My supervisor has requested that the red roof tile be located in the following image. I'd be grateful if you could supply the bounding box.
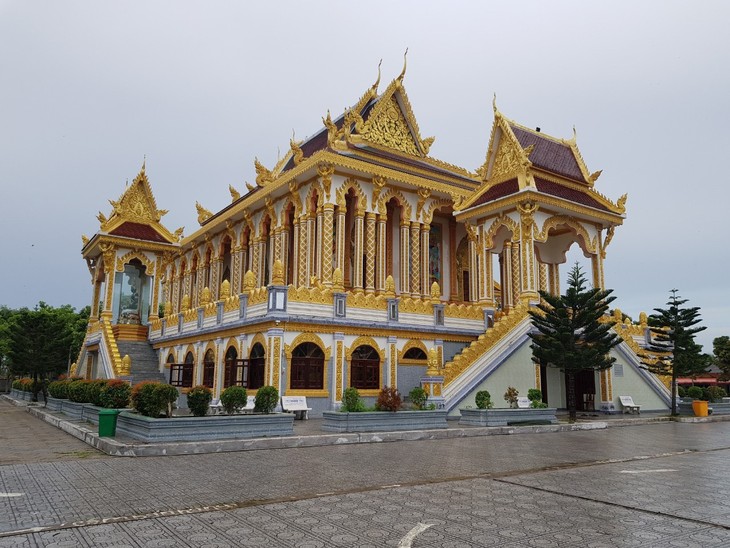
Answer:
[511,126,586,182]
[470,179,520,208]
[110,222,169,242]
[534,177,608,211]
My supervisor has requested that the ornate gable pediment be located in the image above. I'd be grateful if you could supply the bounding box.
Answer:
[477,110,532,183]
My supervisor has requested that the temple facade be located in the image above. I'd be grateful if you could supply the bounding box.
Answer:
[77,65,671,415]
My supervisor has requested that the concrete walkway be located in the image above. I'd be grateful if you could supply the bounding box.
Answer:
[2,394,725,459]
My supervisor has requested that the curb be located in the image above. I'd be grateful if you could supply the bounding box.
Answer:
[4,395,726,458]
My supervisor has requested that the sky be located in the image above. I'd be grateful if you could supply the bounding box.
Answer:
[1,1,728,352]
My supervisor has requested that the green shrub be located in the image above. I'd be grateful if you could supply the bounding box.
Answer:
[531,400,548,409]
[504,386,519,408]
[220,385,247,415]
[376,386,402,412]
[706,385,726,403]
[687,386,704,400]
[254,386,279,413]
[409,386,428,410]
[186,385,213,416]
[98,379,132,409]
[132,381,178,417]
[48,380,70,399]
[527,388,542,402]
[87,379,108,406]
[68,379,92,403]
[677,386,686,398]
[475,390,493,409]
[342,387,365,412]
[15,378,33,392]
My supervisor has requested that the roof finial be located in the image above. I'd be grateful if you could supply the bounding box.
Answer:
[372,59,382,92]
[492,93,497,113]
[398,48,409,81]
[141,155,146,173]
[572,125,577,142]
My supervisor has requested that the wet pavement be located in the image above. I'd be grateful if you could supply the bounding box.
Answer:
[1,396,730,546]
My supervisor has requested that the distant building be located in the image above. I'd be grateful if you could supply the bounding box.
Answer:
[77,64,670,414]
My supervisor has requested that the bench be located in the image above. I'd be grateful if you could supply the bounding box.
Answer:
[209,398,223,415]
[516,397,531,409]
[281,395,312,420]
[619,395,641,414]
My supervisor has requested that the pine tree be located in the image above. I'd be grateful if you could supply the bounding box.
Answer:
[640,289,707,415]
[528,264,622,421]
[713,336,730,382]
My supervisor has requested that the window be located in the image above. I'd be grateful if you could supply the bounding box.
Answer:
[202,350,215,388]
[290,342,324,390]
[224,346,248,388]
[170,352,194,388]
[249,343,266,389]
[350,345,380,390]
[403,347,427,360]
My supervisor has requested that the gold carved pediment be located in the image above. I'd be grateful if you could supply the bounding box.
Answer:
[359,95,420,156]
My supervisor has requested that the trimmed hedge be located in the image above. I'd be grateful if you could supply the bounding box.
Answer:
[131,381,178,418]
[187,385,213,417]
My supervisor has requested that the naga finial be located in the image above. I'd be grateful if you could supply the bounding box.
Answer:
[141,155,146,173]
[492,93,497,113]
[372,58,382,92]
[398,48,409,81]
[229,184,241,202]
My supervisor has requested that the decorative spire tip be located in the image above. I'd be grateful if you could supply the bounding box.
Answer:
[398,48,409,80]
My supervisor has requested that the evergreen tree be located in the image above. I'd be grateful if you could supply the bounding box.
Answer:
[528,264,622,421]
[640,289,707,415]
[713,336,730,382]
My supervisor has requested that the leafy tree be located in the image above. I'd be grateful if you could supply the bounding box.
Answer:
[529,264,622,421]
[5,303,89,401]
[714,336,730,381]
[640,289,707,415]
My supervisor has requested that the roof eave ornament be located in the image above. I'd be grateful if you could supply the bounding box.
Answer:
[397,48,408,82]
[371,59,382,93]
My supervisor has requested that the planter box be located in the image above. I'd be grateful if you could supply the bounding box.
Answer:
[10,389,21,399]
[82,404,104,425]
[60,400,86,420]
[115,412,295,442]
[45,397,64,412]
[679,401,730,416]
[321,410,448,433]
[459,407,559,427]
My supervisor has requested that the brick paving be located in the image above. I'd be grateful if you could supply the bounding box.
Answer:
[2,396,730,546]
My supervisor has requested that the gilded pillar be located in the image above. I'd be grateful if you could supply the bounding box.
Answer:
[466,225,478,303]
[510,240,520,306]
[232,245,243,294]
[90,278,101,325]
[549,263,560,296]
[210,258,222,300]
[290,220,299,287]
[101,246,115,320]
[267,327,283,395]
[388,336,398,389]
[420,223,430,299]
[321,203,335,287]
[410,222,420,297]
[400,221,410,295]
[517,202,538,300]
[592,235,605,290]
[539,261,548,294]
[150,259,162,321]
[353,211,365,291]
[335,206,346,279]
[502,242,512,310]
[376,214,387,293]
[365,212,376,293]
[298,214,309,287]
[315,206,323,281]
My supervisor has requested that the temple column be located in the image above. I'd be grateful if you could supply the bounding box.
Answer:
[548,263,560,296]
[315,206,323,281]
[420,223,430,299]
[538,261,548,294]
[511,241,520,306]
[290,220,299,287]
[298,214,309,286]
[232,245,243,294]
[593,234,605,290]
[353,211,365,292]
[467,230,478,303]
[485,250,494,304]
[321,204,335,287]
[250,237,261,288]
[280,226,290,284]
[400,221,410,295]
[90,278,102,326]
[365,212,376,293]
[410,222,420,297]
[150,259,162,321]
[335,205,346,278]
[210,258,222,300]
[501,242,512,311]
[376,213,387,293]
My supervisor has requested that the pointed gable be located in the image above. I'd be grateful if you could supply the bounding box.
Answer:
[99,164,179,244]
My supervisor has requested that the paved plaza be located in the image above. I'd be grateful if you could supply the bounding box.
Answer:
[1,399,730,547]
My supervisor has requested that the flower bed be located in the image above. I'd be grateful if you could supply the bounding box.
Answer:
[321,410,448,433]
[459,407,558,427]
[114,412,295,442]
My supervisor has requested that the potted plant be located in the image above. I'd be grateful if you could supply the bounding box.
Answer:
[504,386,519,408]
[460,387,558,427]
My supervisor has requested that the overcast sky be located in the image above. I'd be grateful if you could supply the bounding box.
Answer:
[1,1,728,351]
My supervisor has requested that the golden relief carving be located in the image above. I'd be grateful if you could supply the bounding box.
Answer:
[346,336,385,361]
[100,319,124,377]
[243,270,256,292]
[284,332,331,360]
[254,157,273,187]
[106,168,168,228]
[220,279,231,299]
[415,189,430,220]
[120,354,131,376]
[290,137,304,166]
[248,287,268,305]
[346,291,386,310]
[272,259,285,285]
[488,135,530,181]
[384,275,396,296]
[443,303,484,320]
[196,202,213,225]
[115,250,155,273]
[361,95,420,156]
[617,193,628,214]
[317,162,335,200]
[371,175,387,207]
[442,301,530,386]
[229,185,241,202]
[426,347,440,376]
[376,187,413,222]
[288,285,334,305]
[399,297,432,315]
[222,294,239,313]
[390,344,397,388]
[533,215,597,254]
[273,337,281,391]
[398,339,428,361]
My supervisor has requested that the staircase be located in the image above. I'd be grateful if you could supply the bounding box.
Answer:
[116,340,167,385]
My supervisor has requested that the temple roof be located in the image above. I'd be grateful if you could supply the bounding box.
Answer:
[510,125,587,183]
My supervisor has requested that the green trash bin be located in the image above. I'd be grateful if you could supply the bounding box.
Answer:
[98,409,121,437]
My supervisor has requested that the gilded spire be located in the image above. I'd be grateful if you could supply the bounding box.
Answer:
[492,93,498,113]
[371,59,382,92]
[397,48,408,81]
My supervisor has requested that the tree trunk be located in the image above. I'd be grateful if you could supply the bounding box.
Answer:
[566,370,577,422]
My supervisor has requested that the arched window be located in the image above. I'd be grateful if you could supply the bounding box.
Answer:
[223,346,243,388]
[350,345,380,390]
[290,342,324,390]
[203,349,215,388]
[170,351,194,388]
[403,347,427,360]
[249,343,266,389]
